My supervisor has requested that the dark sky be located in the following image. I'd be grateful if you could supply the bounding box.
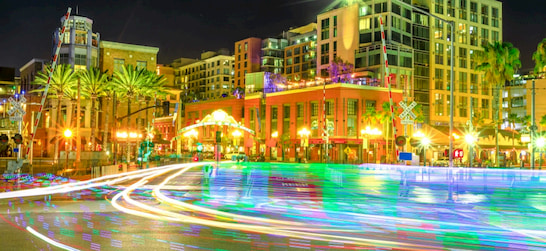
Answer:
[0,0,544,74]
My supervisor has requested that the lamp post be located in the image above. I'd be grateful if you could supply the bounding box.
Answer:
[298,128,310,163]
[421,137,431,167]
[63,128,73,170]
[395,0,454,167]
[271,131,278,161]
[184,129,198,156]
[536,136,545,170]
[361,126,382,163]
[232,130,242,155]
[465,132,478,167]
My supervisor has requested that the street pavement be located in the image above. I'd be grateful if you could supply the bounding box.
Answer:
[0,162,545,250]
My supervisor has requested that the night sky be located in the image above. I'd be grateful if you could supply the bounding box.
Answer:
[0,0,544,74]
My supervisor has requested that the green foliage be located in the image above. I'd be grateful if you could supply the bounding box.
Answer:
[532,38,546,74]
[474,41,521,87]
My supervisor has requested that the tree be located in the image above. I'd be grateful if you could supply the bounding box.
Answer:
[80,68,109,151]
[113,65,166,164]
[327,56,354,83]
[539,114,546,131]
[32,64,77,162]
[532,38,546,74]
[507,113,519,150]
[474,41,521,166]
[380,102,397,163]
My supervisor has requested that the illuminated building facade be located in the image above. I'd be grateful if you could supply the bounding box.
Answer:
[99,41,159,73]
[284,23,318,82]
[54,15,100,71]
[234,38,262,88]
[261,38,287,74]
[177,50,234,102]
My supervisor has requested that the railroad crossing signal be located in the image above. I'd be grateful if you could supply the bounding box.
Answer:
[7,96,26,122]
[399,101,417,125]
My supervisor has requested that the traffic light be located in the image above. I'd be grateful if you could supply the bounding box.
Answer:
[0,134,8,145]
[162,101,170,116]
[12,134,23,144]
[196,143,203,152]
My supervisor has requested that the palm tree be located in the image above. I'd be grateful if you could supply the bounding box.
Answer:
[32,64,77,162]
[113,65,166,164]
[474,41,521,166]
[532,38,546,74]
[380,102,396,163]
[79,68,109,151]
[539,114,546,131]
[507,113,519,150]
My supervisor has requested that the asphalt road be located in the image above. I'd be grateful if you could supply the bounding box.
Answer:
[1,163,545,250]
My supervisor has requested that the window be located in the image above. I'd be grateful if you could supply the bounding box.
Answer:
[459,48,467,68]
[326,100,334,116]
[492,31,499,42]
[359,18,371,32]
[470,2,478,22]
[244,42,248,51]
[311,102,318,116]
[435,0,444,14]
[347,99,357,115]
[272,106,278,119]
[136,61,147,70]
[435,94,444,116]
[435,68,444,90]
[284,105,290,119]
[297,103,304,118]
[459,96,468,117]
[114,58,125,72]
[470,73,478,94]
[481,99,489,119]
[459,72,467,93]
[321,18,330,39]
[75,54,86,66]
[435,43,444,65]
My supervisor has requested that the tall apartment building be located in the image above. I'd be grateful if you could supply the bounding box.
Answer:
[427,0,502,127]
[234,38,262,88]
[284,23,318,82]
[261,38,287,74]
[54,15,100,71]
[177,50,234,101]
[316,0,502,127]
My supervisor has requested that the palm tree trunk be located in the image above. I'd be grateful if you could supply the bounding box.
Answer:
[54,96,63,164]
[126,98,131,168]
[103,97,110,155]
[90,96,96,151]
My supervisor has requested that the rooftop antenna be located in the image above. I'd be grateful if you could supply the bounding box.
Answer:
[76,5,79,15]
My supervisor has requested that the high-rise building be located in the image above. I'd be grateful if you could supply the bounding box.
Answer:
[316,0,502,127]
[234,38,262,88]
[54,15,100,71]
[284,23,318,82]
[177,50,234,101]
[261,38,287,74]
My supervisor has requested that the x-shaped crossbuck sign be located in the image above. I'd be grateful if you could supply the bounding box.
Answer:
[399,101,417,120]
[8,96,26,121]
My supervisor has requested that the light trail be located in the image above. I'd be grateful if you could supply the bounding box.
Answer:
[109,164,435,250]
[26,226,80,251]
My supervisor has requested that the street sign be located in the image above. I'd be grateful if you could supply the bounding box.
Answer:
[453,149,464,159]
[399,152,412,161]
[7,96,26,122]
[399,101,417,125]
[13,148,19,153]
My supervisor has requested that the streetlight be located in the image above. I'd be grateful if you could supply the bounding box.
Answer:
[421,137,431,166]
[536,136,545,170]
[298,128,310,163]
[183,129,198,155]
[232,130,242,155]
[395,0,454,167]
[63,128,73,170]
[271,131,278,161]
[465,132,478,167]
[361,126,382,163]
